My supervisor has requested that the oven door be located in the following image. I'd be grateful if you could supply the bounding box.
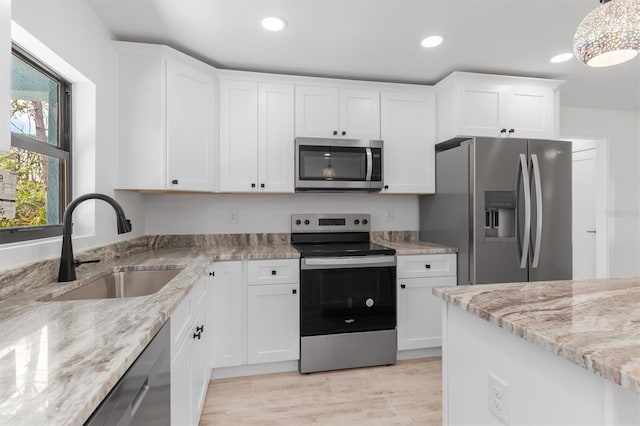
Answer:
[300,255,396,336]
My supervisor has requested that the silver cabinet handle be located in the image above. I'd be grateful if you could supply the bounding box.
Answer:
[531,154,543,268]
[516,153,531,269]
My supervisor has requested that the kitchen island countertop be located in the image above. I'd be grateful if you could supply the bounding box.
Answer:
[434,278,640,394]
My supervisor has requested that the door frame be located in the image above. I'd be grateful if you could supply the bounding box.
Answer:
[567,137,610,278]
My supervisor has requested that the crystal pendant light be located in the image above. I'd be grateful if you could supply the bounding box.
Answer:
[573,0,640,67]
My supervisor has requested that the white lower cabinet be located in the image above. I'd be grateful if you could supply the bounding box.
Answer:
[170,276,209,426]
[208,259,300,372]
[248,283,300,364]
[396,254,457,351]
[209,261,243,368]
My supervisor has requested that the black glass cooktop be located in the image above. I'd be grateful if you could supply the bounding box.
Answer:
[292,241,395,257]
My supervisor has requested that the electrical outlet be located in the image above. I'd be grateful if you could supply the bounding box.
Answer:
[228,209,239,224]
[488,373,509,424]
[386,208,395,223]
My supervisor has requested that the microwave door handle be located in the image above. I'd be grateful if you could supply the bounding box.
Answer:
[366,148,373,181]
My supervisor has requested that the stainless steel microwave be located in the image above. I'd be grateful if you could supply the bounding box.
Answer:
[295,137,384,192]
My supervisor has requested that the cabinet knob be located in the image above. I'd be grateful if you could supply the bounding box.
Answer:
[271,270,277,275]
[333,130,338,136]
[196,325,204,333]
[341,131,346,136]
[193,331,202,340]
[425,264,431,269]
[292,289,297,295]
[171,179,178,185]
[251,183,256,188]
[500,129,507,134]
[400,284,406,289]
[209,271,215,277]
[384,185,389,190]
[260,183,265,188]
[509,129,515,134]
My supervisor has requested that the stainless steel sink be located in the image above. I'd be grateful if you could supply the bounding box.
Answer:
[52,269,182,301]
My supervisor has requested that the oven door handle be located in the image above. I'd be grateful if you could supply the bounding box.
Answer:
[301,255,396,270]
[365,148,373,181]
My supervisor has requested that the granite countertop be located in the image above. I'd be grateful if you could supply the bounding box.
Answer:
[0,233,450,425]
[0,242,299,426]
[378,240,457,255]
[433,278,640,394]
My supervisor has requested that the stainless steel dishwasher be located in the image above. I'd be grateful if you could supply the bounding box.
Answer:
[86,320,170,425]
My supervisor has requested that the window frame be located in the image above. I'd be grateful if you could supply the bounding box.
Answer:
[0,44,72,244]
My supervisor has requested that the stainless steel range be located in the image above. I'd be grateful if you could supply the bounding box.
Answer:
[291,214,397,374]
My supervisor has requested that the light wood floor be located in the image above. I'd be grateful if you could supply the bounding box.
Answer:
[199,357,442,425]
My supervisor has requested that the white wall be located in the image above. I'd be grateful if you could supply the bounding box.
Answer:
[144,193,419,234]
[0,0,145,269]
[560,106,640,278]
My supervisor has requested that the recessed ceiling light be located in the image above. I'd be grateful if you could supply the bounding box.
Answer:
[261,16,287,32]
[421,35,444,48]
[550,53,574,63]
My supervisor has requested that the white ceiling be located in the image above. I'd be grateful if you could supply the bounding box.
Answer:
[87,0,640,110]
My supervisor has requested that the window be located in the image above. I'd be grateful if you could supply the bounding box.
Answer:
[0,45,71,244]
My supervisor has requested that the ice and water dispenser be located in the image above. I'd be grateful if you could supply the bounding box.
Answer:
[484,191,516,239]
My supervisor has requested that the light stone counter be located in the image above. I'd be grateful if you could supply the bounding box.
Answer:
[371,231,457,255]
[433,278,640,395]
[0,243,299,426]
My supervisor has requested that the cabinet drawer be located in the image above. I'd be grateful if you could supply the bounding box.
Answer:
[247,259,299,285]
[397,254,456,279]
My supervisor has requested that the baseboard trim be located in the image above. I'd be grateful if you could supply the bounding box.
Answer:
[209,348,442,380]
[397,347,442,360]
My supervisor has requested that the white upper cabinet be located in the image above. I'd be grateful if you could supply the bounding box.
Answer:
[295,85,380,139]
[258,82,295,192]
[435,72,562,142]
[219,77,294,193]
[167,60,216,191]
[380,89,435,194]
[115,42,217,192]
[219,79,258,192]
[0,0,10,153]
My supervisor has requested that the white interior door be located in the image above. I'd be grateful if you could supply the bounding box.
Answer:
[572,146,596,279]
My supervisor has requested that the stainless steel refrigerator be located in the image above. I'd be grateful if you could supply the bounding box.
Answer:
[419,137,572,285]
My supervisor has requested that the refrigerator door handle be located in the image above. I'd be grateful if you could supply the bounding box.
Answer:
[531,154,543,268]
[516,153,531,269]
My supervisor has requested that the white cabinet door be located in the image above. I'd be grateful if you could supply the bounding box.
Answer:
[258,83,294,193]
[115,49,166,190]
[0,0,10,153]
[171,335,192,426]
[397,276,456,350]
[209,261,243,368]
[219,79,259,192]
[506,84,554,139]
[191,306,208,425]
[295,85,339,138]
[248,283,300,364]
[339,88,380,139]
[380,90,435,194]
[167,59,216,191]
[457,79,507,138]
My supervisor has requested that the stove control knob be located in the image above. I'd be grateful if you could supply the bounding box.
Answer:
[304,219,310,225]
[354,219,360,225]
[362,219,368,225]
[295,219,301,225]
